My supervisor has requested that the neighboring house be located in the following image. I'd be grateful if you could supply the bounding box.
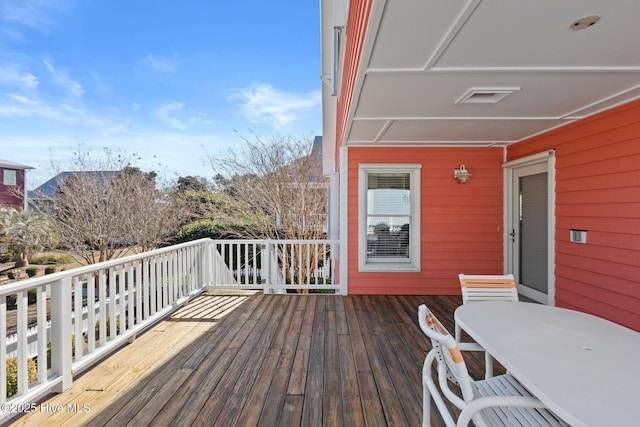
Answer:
[0,159,34,210]
[320,1,640,331]
[29,171,119,214]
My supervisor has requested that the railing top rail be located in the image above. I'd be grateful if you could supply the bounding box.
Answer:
[0,238,212,295]
[211,239,340,245]
[0,238,340,296]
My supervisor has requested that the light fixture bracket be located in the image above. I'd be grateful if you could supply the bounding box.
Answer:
[454,164,472,183]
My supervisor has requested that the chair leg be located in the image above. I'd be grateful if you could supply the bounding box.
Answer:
[422,375,432,427]
[454,323,461,343]
[485,352,494,378]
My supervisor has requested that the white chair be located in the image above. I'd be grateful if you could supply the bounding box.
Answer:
[418,304,566,427]
[456,274,519,378]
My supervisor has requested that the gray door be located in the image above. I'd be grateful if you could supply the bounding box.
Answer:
[507,154,554,304]
[518,172,548,296]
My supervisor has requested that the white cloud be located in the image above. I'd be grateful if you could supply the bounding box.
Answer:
[231,83,321,129]
[145,53,177,73]
[0,64,39,89]
[0,92,112,127]
[43,57,83,97]
[0,0,71,34]
[153,101,202,130]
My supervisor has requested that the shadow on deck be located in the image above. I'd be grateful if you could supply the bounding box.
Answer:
[7,293,490,426]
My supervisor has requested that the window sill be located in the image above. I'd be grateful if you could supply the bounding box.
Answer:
[358,263,420,273]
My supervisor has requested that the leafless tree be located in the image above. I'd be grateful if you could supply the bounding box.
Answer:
[208,133,329,291]
[51,148,185,264]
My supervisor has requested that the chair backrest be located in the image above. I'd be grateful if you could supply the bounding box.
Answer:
[418,304,474,401]
[458,273,519,304]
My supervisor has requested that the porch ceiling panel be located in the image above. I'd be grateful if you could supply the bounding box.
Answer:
[343,0,640,147]
[348,118,565,145]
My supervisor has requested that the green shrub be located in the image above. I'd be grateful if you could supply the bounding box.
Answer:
[6,293,17,308]
[27,288,38,304]
[7,270,16,280]
[170,219,259,244]
[0,252,14,263]
[44,266,57,275]
[6,357,37,398]
[26,267,38,277]
[5,290,38,307]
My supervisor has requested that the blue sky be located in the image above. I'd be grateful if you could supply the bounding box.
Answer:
[0,0,322,188]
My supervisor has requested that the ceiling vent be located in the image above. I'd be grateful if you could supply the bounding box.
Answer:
[455,87,520,104]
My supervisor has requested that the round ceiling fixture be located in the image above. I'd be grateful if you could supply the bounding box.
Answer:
[570,15,600,30]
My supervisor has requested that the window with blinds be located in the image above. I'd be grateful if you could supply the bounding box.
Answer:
[359,164,421,272]
[366,173,411,259]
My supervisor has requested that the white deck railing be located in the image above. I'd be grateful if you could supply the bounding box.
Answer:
[0,238,339,420]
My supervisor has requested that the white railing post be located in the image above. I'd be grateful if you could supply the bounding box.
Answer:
[202,241,212,288]
[50,277,73,392]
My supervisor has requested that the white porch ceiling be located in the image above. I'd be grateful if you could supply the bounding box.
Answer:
[344,0,640,146]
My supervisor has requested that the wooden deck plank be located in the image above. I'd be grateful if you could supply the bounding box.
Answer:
[204,296,294,425]
[337,334,366,426]
[300,296,326,426]
[256,299,306,426]
[322,302,343,427]
[232,297,300,427]
[6,293,479,427]
[357,296,411,426]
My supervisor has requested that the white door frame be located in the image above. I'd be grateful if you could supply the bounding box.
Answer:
[503,151,556,305]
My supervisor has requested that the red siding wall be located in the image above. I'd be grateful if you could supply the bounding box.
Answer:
[508,99,640,331]
[348,146,504,294]
[0,168,26,208]
[336,0,372,166]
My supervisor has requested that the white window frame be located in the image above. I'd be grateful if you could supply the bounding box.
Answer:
[358,163,421,272]
[3,169,17,186]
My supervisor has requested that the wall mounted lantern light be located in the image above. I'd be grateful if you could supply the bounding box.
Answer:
[454,164,472,183]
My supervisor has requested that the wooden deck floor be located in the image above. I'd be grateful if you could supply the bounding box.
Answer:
[6,292,488,427]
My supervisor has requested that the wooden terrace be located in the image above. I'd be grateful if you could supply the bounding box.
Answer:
[6,293,490,427]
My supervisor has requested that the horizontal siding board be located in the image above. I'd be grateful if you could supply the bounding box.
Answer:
[347,146,503,294]
[556,216,640,233]
[556,203,640,219]
[556,229,640,251]
[556,241,640,266]
[558,154,640,180]
[508,98,640,330]
[556,188,640,206]
[555,288,640,332]
[555,265,640,300]
[556,253,640,283]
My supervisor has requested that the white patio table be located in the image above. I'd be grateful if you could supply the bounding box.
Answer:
[454,301,640,427]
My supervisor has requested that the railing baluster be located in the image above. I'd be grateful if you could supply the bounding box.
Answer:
[50,277,72,392]
[137,260,144,324]
[162,253,168,309]
[109,267,117,340]
[17,289,28,395]
[118,266,126,336]
[37,285,47,383]
[152,255,159,314]
[87,273,96,353]
[73,276,83,361]
[98,269,107,346]
[236,242,241,284]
